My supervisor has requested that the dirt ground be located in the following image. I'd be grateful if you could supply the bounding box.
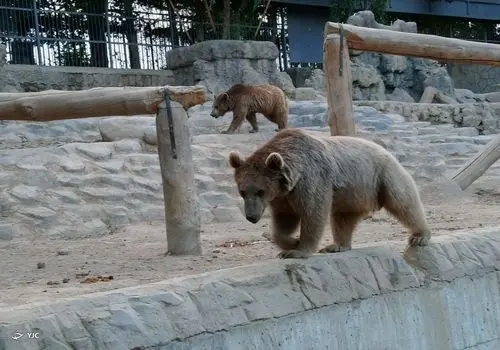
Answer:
[1,181,499,307]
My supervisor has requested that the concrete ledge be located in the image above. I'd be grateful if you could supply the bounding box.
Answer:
[355,100,500,134]
[1,227,500,349]
[4,64,175,92]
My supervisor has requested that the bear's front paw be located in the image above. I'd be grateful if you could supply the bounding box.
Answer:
[319,243,351,253]
[277,249,312,259]
[408,231,431,247]
[249,129,258,133]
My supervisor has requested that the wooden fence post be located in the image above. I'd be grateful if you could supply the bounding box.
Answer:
[323,31,356,136]
[156,99,202,255]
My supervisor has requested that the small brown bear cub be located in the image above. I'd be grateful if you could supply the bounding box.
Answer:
[228,128,431,259]
[210,83,288,134]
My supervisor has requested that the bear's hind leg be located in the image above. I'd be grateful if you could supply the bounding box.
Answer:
[319,212,363,253]
[246,112,259,133]
[381,175,431,247]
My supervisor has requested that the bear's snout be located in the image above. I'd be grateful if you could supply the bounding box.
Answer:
[245,214,260,224]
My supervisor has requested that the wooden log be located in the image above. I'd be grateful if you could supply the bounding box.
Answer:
[419,86,437,104]
[325,22,500,66]
[156,100,202,255]
[323,33,356,136]
[451,133,500,190]
[0,85,207,121]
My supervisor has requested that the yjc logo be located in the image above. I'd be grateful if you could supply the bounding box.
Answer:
[11,330,41,341]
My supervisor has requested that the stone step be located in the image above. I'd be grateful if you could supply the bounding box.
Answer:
[445,157,473,166]
[429,142,481,156]
[455,127,479,137]
[472,135,495,145]
[217,181,238,195]
[417,125,456,136]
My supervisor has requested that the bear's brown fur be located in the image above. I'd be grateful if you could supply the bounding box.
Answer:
[228,128,431,259]
[210,83,288,134]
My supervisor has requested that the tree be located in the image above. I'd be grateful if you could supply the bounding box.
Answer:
[0,0,36,64]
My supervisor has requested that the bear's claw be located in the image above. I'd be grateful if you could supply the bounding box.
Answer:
[408,232,431,246]
[277,249,312,259]
[318,244,351,253]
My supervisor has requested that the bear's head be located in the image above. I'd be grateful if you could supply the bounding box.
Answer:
[228,150,299,224]
[210,93,231,118]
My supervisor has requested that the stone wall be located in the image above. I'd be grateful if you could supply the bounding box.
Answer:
[302,11,462,103]
[447,63,500,94]
[356,100,500,135]
[165,40,296,98]
[0,61,175,93]
[1,227,499,349]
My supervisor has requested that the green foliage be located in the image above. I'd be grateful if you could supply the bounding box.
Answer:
[370,0,389,24]
[328,0,355,23]
[328,0,389,24]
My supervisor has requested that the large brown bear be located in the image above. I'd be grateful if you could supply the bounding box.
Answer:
[228,128,431,259]
[210,83,288,134]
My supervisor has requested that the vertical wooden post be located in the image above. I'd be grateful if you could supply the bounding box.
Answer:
[323,31,356,136]
[156,100,202,255]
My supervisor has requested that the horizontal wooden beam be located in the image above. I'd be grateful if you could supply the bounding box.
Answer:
[0,85,207,121]
[325,22,500,66]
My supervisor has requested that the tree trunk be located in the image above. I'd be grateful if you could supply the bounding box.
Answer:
[86,0,109,67]
[9,0,35,64]
[124,0,140,69]
[222,0,231,40]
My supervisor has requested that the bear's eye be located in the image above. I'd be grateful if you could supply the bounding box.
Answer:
[239,190,246,198]
[256,189,265,197]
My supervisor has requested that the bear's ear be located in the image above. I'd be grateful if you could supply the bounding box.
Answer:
[221,92,229,101]
[265,152,284,171]
[228,151,244,169]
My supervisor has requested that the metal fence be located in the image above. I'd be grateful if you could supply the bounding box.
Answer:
[0,1,285,70]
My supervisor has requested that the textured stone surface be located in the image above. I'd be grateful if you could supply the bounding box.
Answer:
[3,98,499,240]
[0,228,499,349]
[296,10,493,103]
[3,64,174,92]
[0,44,20,92]
[357,100,500,134]
[166,40,295,97]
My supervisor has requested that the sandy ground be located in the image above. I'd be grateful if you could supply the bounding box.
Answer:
[1,179,499,307]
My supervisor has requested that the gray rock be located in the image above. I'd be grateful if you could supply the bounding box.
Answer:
[0,223,16,240]
[99,116,155,142]
[455,89,486,103]
[386,88,415,102]
[18,206,57,220]
[9,185,41,203]
[47,189,82,204]
[79,187,127,201]
[351,61,383,88]
[73,143,113,161]
[101,206,130,227]
[269,71,296,97]
[59,158,86,173]
[304,69,325,92]
[347,10,417,33]
[292,87,320,101]
[166,40,279,69]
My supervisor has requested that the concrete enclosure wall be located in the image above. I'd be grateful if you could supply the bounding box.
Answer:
[447,63,500,94]
[1,64,175,92]
[0,227,499,349]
